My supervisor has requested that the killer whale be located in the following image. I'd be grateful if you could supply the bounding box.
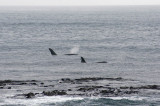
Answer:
[48,48,107,63]
[96,61,107,63]
[49,48,78,56]
[65,54,78,55]
[81,57,86,63]
[80,57,107,63]
[49,48,57,55]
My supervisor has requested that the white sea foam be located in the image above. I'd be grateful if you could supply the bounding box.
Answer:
[1,96,84,106]
[88,96,148,101]
[106,96,148,101]
[1,96,159,106]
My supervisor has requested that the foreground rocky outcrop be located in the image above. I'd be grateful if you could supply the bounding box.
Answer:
[0,77,159,99]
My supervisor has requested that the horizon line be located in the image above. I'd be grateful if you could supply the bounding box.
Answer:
[0,5,160,7]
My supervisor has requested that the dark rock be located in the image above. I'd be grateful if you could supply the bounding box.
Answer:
[20,83,27,85]
[75,77,123,82]
[120,86,129,89]
[43,90,67,96]
[30,83,37,85]
[77,87,93,92]
[42,85,54,87]
[124,90,138,94]
[140,85,160,90]
[100,90,114,94]
[0,80,12,83]
[75,78,104,82]
[60,78,73,83]
[43,86,49,87]
[8,87,11,89]
[41,82,44,85]
[68,89,72,91]
[0,80,39,86]
[129,86,134,89]
[105,77,123,81]
[122,85,160,90]
[0,80,11,86]
[31,80,37,82]
[77,86,104,92]
[25,92,35,98]
[100,88,115,95]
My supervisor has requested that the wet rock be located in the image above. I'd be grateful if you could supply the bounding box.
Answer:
[30,83,37,85]
[60,78,74,83]
[68,89,72,91]
[5,77,160,99]
[105,77,123,81]
[19,83,27,85]
[100,90,114,95]
[31,80,37,82]
[75,77,123,82]
[77,87,94,92]
[120,86,129,89]
[42,85,54,87]
[0,80,12,83]
[43,90,67,96]
[100,88,115,95]
[75,77,104,82]
[43,86,49,87]
[8,87,11,89]
[77,86,104,92]
[0,86,4,89]
[41,82,44,85]
[25,92,35,98]
[120,85,160,90]
[0,80,11,86]
[140,85,160,90]
[124,90,138,94]
[0,80,39,86]
[59,77,124,84]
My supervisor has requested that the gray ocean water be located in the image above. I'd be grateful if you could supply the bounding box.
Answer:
[0,6,160,105]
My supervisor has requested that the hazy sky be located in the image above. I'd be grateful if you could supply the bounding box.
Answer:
[0,0,160,6]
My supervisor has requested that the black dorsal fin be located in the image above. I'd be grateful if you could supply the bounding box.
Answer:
[81,57,86,63]
[49,48,57,55]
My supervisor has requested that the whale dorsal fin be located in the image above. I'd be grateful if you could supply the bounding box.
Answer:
[49,48,57,55]
[81,57,86,63]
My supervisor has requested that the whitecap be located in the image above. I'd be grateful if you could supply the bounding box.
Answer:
[1,96,84,106]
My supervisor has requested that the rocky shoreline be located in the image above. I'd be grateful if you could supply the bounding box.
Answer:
[0,77,160,99]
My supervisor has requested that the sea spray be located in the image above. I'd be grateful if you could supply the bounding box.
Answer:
[70,46,80,54]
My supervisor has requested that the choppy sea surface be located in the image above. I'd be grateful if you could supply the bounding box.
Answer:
[0,6,160,106]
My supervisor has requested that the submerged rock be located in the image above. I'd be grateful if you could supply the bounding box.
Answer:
[60,78,73,83]
[120,85,160,90]
[7,87,11,89]
[75,77,123,82]
[59,77,124,84]
[25,92,35,98]
[124,90,138,94]
[3,77,160,99]
[77,86,104,92]
[0,86,4,89]
[43,90,67,96]
[139,85,160,90]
